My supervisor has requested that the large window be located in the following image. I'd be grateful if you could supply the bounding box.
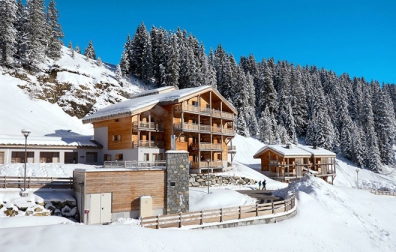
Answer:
[115,153,123,161]
[144,153,149,161]
[11,151,34,163]
[104,154,111,161]
[40,152,59,163]
[0,152,4,164]
[86,152,98,164]
[65,152,78,164]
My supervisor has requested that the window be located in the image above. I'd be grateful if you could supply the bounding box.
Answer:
[65,152,78,164]
[180,135,186,142]
[0,152,4,164]
[115,119,119,122]
[170,182,176,187]
[39,152,59,163]
[86,152,98,163]
[192,101,198,107]
[144,153,149,161]
[11,151,34,163]
[113,135,121,141]
[104,154,111,161]
[115,153,123,161]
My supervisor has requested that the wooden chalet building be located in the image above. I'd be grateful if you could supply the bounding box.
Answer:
[82,85,237,173]
[253,144,336,183]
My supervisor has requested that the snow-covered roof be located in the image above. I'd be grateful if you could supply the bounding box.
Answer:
[0,135,98,147]
[253,144,335,158]
[82,85,237,123]
[297,145,336,156]
[130,86,176,99]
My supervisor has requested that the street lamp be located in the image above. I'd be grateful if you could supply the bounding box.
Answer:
[206,158,211,194]
[355,169,360,189]
[21,129,31,194]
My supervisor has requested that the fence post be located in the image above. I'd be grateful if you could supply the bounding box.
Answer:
[284,200,287,211]
[256,203,259,216]
[272,200,275,214]
[179,212,182,228]
[200,210,203,225]
[2,176,5,189]
[156,215,160,229]
[238,206,242,219]
[220,208,223,222]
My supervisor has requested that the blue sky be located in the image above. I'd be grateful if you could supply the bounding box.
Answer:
[53,0,395,84]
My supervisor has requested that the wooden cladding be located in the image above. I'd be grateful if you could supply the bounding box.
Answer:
[78,170,166,213]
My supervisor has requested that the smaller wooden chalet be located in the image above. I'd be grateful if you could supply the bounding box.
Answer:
[253,144,336,183]
[0,134,101,165]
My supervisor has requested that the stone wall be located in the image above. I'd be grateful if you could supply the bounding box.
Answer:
[166,151,190,214]
[189,174,258,187]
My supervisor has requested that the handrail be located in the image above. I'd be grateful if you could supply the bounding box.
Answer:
[141,194,296,229]
[132,140,164,148]
[0,176,73,189]
[103,160,166,169]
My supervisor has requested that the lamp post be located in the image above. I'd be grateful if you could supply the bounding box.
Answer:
[21,129,31,194]
[206,158,211,194]
[355,169,360,189]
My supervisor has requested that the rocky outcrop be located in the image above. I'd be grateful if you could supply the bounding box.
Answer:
[1,199,78,220]
[189,174,258,187]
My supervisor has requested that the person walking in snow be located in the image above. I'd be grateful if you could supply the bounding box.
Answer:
[262,180,266,190]
[258,180,262,190]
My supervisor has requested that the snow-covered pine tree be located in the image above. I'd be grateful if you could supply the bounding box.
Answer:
[115,64,122,82]
[25,0,47,68]
[13,0,26,65]
[372,83,396,165]
[0,0,17,67]
[84,40,96,60]
[150,26,167,86]
[165,33,179,87]
[45,0,63,60]
[129,22,153,84]
[68,41,74,58]
[75,45,80,54]
[360,87,382,171]
[290,65,308,136]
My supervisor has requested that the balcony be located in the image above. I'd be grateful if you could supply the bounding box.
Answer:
[190,161,224,170]
[227,146,237,153]
[132,140,164,149]
[189,143,222,151]
[132,121,164,131]
[174,123,235,136]
[180,104,235,120]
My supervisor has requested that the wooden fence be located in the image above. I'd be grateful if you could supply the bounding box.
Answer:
[370,190,396,196]
[0,176,74,189]
[141,196,296,229]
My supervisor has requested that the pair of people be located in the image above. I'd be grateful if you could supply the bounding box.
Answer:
[258,180,266,190]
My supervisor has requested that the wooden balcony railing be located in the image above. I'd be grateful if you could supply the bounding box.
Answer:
[181,104,235,120]
[132,121,164,131]
[174,123,235,135]
[190,161,223,169]
[132,140,164,149]
[227,146,236,152]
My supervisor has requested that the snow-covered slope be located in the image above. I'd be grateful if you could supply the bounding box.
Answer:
[1,46,142,120]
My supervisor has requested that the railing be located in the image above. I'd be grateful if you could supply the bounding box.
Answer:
[181,104,234,120]
[174,123,199,131]
[0,176,73,189]
[174,123,235,135]
[103,161,166,169]
[189,143,222,151]
[370,190,396,196]
[141,195,296,229]
[132,140,164,148]
[211,126,222,133]
[222,128,235,135]
[190,161,223,169]
[227,146,237,152]
[132,122,164,131]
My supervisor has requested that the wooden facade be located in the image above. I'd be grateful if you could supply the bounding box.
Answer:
[73,168,166,223]
[254,145,336,183]
[83,86,237,173]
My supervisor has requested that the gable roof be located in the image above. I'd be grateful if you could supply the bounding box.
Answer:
[82,85,237,124]
[253,144,335,158]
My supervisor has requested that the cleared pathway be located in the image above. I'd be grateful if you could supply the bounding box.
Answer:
[237,190,284,203]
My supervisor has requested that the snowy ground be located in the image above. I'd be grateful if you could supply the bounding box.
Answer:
[1,135,396,251]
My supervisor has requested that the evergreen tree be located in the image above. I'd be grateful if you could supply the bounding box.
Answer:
[13,0,26,65]
[115,64,122,82]
[68,41,74,58]
[24,0,47,68]
[75,45,80,54]
[45,0,63,60]
[84,40,96,60]
[0,0,17,67]
[290,65,308,136]
[165,33,179,87]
